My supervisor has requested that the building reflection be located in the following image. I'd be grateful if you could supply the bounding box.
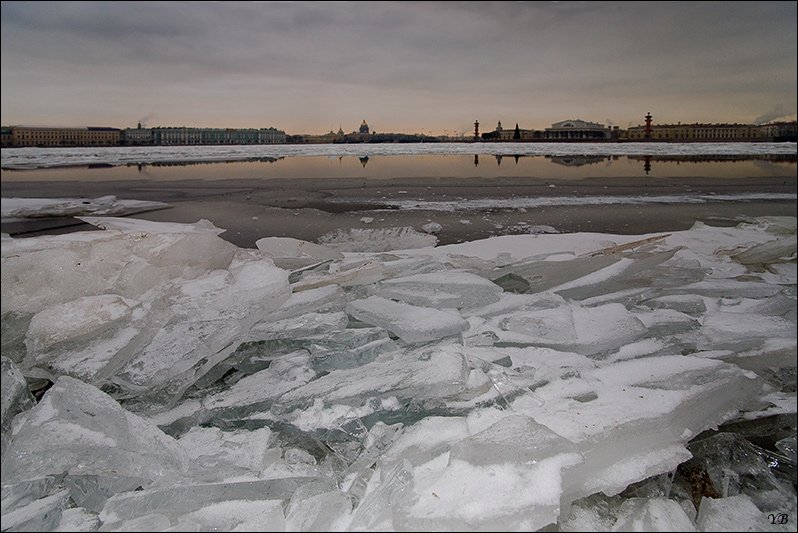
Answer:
[547,155,608,167]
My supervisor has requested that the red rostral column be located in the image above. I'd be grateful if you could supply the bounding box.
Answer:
[644,112,653,139]
[474,120,480,140]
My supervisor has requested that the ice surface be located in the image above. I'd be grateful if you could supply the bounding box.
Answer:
[318,226,438,252]
[0,196,169,222]
[346,296,469,344]
[1,357,35,460]
[610,497,697,531]
[695,494,790,532]
[255,236,343,269]
[373,271,503,309]
[1,213,795,531]
[2,376,189,487]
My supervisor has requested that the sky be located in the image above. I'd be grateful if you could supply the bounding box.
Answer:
[1,1,796,136]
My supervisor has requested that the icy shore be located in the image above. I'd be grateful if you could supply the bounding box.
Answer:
[1,215,796,531]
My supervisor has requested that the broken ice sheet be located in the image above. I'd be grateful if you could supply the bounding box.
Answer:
[98,479,315,530]
[0,196,170,221]
[2,376,190,488]
[273,344,469,417]
[484,301,648,356]
[509,356,764,500]
[345,296,469,344]
[372,271,503,309]
[22,294,147,382]
[317,226,437,252]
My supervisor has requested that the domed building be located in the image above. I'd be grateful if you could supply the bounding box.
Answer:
[359,120,370,135]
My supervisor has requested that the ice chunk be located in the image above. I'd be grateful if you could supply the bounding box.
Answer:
[53,506,100,532]
[0,196,169,221]
[291,258,385,291]
[374,271,503,309]
[2,376,189,488]
[449,414,581,466]
[276,344,469,411]
[676,432,796,514]
[495,302,648,356]
[177,426,273,481]
[346,296,469,344]
[1,311,32,365]
[285,490,353,532]
[1,357,35,460]
[696,494,782,532]
[698,312,796,351]
[255,236,343,269]
[421,222,443,234]
[23,294,146,382]
[109,257,290,402]
[491,253,622,294]
[640,294,707,316]
[610,497,696,532]
[512,356,763,501]
[0,489,69,533]
[318,226,437,252]
[391,453,582,532]
[732,236,797,266]
[348,459,414,531]
[171,351,316,432]
[248,311,348,340]
[379,416,469,470]
[1,217,238,316]
[673,279,783,299]
[98,480,306,530]
[265,285,347,321]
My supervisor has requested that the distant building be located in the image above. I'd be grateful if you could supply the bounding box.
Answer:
[626,122,764,141]
[7,126,121,147]
[123,123,154,145]
[758,121,797,141]
[483,121,536,141]
[146,126,286,145]
[544,119,611,140]
[359,120,370,135]
[1,127,12,147]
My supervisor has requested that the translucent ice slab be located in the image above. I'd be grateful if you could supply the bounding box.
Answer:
[2,376,189,488]
[345,296,469,344]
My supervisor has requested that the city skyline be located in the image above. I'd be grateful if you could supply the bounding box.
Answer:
[2,1,796,136]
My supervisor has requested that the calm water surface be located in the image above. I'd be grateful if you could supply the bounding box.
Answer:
[2,154,796,183]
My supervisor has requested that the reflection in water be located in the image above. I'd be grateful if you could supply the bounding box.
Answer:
[2,153,796,183]
[548,155,608,167]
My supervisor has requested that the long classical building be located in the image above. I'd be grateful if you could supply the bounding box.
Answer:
[5,126,121,147]
[1,125,287,147]
[625,120,797,141]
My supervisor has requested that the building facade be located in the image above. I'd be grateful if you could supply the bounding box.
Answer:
[7,126,121,147]
[544,119,611,140]
[626,123,765,141]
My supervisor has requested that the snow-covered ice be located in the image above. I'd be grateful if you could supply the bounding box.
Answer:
[0,213,795,531]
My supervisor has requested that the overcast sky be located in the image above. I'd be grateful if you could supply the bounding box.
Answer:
[2,1,796,135]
